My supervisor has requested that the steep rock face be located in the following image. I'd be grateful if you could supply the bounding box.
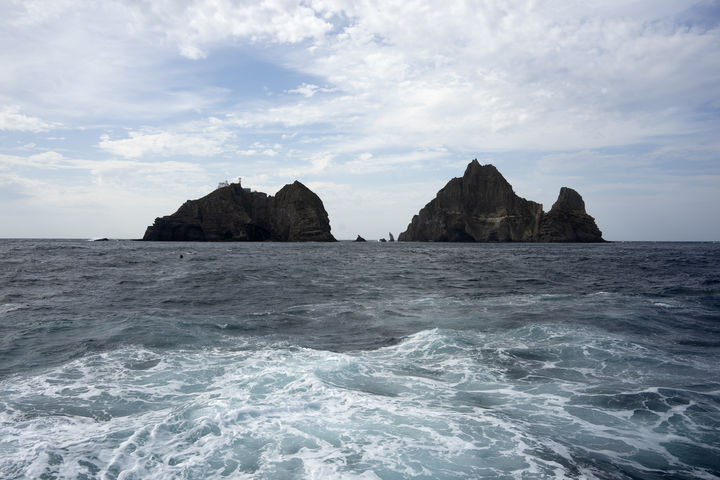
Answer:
[398,160,604,242]
[267,181,336,241]
[398,160,543,242]
[536,187,604,242]
[142,181,335,242]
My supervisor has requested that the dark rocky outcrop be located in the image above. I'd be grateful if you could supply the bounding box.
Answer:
[398,160,543,242]
[536,187,604,242]
[355,235,366,242]
[398,159,604,242]
[388,232,395,242]
[143,180,335,242]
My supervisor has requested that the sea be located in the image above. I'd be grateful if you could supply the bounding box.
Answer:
[0,240,719,480]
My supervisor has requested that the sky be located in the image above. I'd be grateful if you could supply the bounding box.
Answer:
[1,0,719,241]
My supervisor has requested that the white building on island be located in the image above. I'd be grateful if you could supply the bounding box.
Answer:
[217,177,251,192]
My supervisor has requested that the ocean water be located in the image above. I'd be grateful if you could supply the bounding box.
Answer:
[0,240,719,480]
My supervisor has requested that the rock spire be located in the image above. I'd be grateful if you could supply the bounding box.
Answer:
[398,159,604,242]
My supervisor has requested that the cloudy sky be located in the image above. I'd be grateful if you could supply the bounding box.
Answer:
[1,0,719,240]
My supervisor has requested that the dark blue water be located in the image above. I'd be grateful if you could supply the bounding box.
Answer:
[1,240,719,479]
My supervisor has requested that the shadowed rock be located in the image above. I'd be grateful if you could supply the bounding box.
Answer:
[398,159,604,242]
[398,160,543,242]
[536,187,604,242]
[143,181,336,242]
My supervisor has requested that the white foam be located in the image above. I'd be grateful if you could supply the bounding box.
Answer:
[0,303,26,315]
[653,302,674,308]
[1,325,718,479]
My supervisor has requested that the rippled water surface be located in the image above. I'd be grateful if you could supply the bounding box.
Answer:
[1,240,719,479]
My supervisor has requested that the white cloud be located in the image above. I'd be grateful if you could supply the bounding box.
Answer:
[1,1,719,239]
[286,83,335,97]
[0,106,55,132]
[269,152,334,179]
[187,0,719,160]
[0,175,197,238]
[0,151,209,185]
[0,2,230,124]
[0,149,219,237]
[5,1,717,151]
[236,142,283,157]
[28,151,65,165]
[137,0,333,59]
[340,150,448,174]
[98,128,234,158]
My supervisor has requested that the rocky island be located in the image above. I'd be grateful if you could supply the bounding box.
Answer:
[535,186,604,242]
[142,179,336,242]
[398,159,604,242]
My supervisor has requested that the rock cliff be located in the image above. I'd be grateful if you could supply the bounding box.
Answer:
[398,160,544,242]
[142,181,336,242]
[536,187,604,242]
[398,160,604,242]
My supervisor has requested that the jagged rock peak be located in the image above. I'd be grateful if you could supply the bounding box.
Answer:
[465,158,498,175]
[536,187,604,242]
[398,159,543,242]
[354,235,366,242]
[398,159,604,243]
[142,180,336,242]
[551,187,586,212]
